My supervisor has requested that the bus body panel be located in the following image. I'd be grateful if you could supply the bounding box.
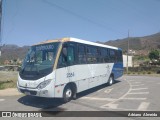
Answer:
[111,62,123,79]
[54,63,114,98]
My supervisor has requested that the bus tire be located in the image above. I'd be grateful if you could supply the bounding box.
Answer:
[62,85,73,103]
[107,75,114,86]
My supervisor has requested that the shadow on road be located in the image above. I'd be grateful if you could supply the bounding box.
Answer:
[18,95,65,111]
[17,80,121,112]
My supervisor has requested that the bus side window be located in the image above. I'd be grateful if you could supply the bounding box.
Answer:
[57,53,66,68]
[101,48,109,63]
[67,46,75,65]
[78,45,87,64]
[96,47,101,63]
[110,49,116,62]
[117,50,123,62]
[86,46,92,63]
[58,45,75,68]
[87,46,97,64]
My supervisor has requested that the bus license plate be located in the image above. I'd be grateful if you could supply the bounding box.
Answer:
[25,91,30,95]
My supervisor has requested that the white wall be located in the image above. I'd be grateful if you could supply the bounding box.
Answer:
[123,55,133,67]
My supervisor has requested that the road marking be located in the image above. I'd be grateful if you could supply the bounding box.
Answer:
[131,88,148,90]
[101,79,132,109]
[147,81,154,83]
[97,89,104,92]
[138,102,150,110]
[131,84,144,86]
[129,80,140,82]
[102,103,118,109]
[128,80,135,81]
[104,88,113,93]
[132,82,141,84]
[128,92,149,94]
[121,98,146,100]
[101,79,149,110]
[158,83,160,84]
[0,99,5,102]
[80,97,116,101]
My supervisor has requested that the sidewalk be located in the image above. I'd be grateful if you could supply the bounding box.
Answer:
[0,88,22,96]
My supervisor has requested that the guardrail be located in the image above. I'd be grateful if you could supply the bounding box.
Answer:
[0,65,21,71]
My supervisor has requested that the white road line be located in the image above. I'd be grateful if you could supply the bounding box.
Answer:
[138,102,150,110]
[102,103,118,109]
[131,88,148,90]
[80,97,116,102]
[158,83,160,84]
[131,84,144,86]
[97,89,103,92]
[128,92,149,94]
[128,80,135,81]
[100,79,149,110]
[104,88,113,93]
[0,99,5,102]
[147,81,154,83]
[121,98,146,100]
[131,82,141,84]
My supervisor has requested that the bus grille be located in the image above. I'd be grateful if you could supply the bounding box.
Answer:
[20,89,37,95]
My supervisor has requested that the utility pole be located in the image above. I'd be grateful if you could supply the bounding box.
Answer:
[126,30,129,74]
[0,0,2,57]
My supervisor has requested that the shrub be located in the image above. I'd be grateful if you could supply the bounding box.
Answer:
[157,70,160,74]
[143,71,146,74]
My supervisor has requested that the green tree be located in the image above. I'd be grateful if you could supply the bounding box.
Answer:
[149,50,160,60]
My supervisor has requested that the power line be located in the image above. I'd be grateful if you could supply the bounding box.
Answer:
[42,0,124,37]
[120,0,158,28]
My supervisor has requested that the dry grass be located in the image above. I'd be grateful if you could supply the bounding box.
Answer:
[0,71,18,90]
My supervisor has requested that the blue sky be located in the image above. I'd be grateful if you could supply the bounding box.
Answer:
[1,0,160,46]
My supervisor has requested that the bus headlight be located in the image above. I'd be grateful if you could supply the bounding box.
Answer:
[37,79,52,89]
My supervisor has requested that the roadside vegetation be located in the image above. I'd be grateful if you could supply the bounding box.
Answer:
[0,71,18,90]
[125,49,160,76]
[124,66,160,76]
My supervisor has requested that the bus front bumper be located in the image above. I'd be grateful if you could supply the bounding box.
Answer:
[17,85,53,98]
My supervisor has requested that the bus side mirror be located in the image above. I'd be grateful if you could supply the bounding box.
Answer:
[62,47,67,62]
[62,47,67,57]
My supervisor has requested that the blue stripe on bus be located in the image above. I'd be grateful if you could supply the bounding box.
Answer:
[111,62,123,79]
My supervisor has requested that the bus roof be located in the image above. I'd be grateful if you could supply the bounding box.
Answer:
[33,37,119,50]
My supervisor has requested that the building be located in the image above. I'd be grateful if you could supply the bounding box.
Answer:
[123,55,133,67]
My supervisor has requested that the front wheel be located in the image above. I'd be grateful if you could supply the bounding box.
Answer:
[62,85,73,103]
[107,75,114,86]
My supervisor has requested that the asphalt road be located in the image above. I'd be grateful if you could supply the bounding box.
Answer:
[0,75,160,120]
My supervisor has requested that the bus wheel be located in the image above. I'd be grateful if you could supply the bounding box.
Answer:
[62,85,73,103]
[107,75,114,86]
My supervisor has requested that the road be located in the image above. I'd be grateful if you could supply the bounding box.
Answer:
[0,75,160,120]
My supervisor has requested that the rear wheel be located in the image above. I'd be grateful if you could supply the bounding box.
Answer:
[62,85,73,103]
[107,75,114,86]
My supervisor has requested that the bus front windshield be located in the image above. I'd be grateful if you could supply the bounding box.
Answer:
[20,42,60,80]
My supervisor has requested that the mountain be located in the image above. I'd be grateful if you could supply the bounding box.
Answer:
[0,32,160,64]
[0,44,30,64]
[103,32,160,51]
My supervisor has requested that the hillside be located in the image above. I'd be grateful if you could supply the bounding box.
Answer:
[0,32,160,64]
[0,45,30,64]
[104,32,160,51]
